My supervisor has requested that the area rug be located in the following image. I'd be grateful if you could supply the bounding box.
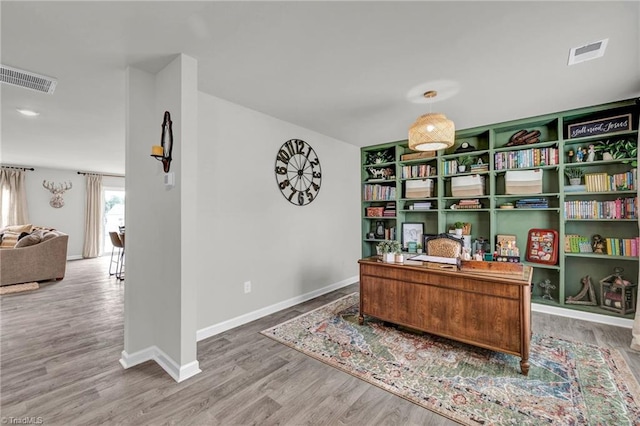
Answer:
[0,282,39,295]
[261,293,640,425]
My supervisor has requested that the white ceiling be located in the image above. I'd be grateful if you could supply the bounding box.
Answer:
[2,1,639,175]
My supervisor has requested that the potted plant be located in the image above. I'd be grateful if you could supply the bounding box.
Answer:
[377,240,401,263]
[591,138,638,166]
[452,221,466,236]
[416,243,423,254]
[564,167,585,186]
[457,155,474,173]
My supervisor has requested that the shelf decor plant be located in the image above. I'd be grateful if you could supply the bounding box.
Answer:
[591,137,637,166]
[457,155,474,173]
[564,167,585,186]
[377,240,402,263]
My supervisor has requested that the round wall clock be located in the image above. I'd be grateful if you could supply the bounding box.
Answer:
[274,139,322,206]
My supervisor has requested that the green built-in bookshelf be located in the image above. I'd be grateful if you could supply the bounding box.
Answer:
[361,98,639,319]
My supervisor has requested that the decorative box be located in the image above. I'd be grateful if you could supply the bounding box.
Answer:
[505,169,543,194]
[451,175,485,197]
[366,207,384,217]
[406,179,433,198]
[599,272,637,315]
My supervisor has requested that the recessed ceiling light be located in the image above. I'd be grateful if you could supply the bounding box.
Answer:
[16,108,39,117]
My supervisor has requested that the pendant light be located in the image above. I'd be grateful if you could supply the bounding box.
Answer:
[408,91,455,152]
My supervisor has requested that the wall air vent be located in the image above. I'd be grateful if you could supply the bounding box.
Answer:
[568,38,608,66]
[0,64,57,94]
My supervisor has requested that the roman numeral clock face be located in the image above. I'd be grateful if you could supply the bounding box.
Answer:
[275,139,322,206]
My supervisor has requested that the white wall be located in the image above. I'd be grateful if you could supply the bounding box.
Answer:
[196,93,361,330]
[123,54,199,381]
[24,167,124,258]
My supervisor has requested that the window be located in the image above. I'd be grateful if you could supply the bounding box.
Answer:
[103,189,125,254]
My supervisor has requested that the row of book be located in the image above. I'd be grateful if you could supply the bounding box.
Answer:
[400,164,436,179]
[441,160,460,176]
[602,237,639,257]
[494,147,559,170]
[585,171,636,192]
[564,235,594,253]
[383,202,396,217]
[565,235,640,256]
[363,184,397,201]
[563,197,637,219]
[456,199,482,209]
[382,226,396,241]
[516,198,549,208]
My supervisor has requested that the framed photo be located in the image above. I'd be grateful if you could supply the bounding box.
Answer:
[402,222,424,249]
[526,228,559,265]
[374,220,385,239]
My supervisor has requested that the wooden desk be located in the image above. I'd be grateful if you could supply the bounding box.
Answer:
[358,257,533,375]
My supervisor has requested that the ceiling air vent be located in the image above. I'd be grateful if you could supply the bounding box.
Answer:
[568,38,608,66]
[0,64,57,94]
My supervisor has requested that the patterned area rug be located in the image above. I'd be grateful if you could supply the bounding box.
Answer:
[0,282,39,295]
[261,293,640,425]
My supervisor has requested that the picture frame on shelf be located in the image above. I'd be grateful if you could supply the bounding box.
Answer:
[374,221,385,239]
[526,228,559,265]
[402,222,424,250]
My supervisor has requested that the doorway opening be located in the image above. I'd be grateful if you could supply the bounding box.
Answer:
[103,188,125,254]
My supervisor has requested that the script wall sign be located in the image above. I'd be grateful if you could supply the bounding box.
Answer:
[567,113,631,139]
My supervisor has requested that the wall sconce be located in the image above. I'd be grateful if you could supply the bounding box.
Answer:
[151,111,173,173]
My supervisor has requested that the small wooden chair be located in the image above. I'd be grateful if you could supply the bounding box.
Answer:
[424,233,462,258]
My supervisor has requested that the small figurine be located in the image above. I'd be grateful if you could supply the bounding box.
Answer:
[592,234,605,254]
[575,147,584,162]
[538,279,556,300]
[462,247,472,261]
[586,144,595,162]
[567,149,574,163]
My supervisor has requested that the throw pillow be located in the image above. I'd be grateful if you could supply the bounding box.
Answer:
[0,224,33,234]
[15,232,43,248]
[0,231,21,248]
[41,231,61,241]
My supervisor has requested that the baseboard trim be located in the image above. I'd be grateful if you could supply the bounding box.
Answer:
[120,346,201,383]
[532,303,634,329]
[197,275,358,342]
[67,255,83,261]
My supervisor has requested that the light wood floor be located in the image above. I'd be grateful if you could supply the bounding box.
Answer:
[1,257,639,425]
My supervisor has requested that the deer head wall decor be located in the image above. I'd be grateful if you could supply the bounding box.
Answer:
[42,180,72,208]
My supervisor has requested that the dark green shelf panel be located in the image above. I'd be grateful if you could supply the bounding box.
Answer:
[442,196,491,200]
[523,261,561,270]
[533,298,636,320]
[564,218,636,222]
[563,189,636,196]
[493,165,559,173]
[496,208,561,212]
[440,149,491,160]
[564,253,638,260]
[493,140,559,153]
[363,216,396,220]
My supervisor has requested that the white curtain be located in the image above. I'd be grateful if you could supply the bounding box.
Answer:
[82,174,103,258]
[0,168,29,227]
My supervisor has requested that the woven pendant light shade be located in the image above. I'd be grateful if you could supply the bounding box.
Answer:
[408,112,455,152]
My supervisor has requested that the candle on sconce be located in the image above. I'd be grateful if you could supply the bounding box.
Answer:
[151,145,164,156]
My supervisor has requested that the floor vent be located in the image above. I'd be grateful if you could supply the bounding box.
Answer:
[0,64,57,94]
[568,39,608,66]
